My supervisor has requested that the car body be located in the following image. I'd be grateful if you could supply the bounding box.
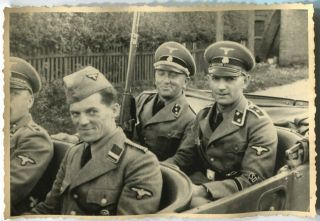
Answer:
[26,87,310,215]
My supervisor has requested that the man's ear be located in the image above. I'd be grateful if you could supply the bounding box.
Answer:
[27,92,34,109]
[183,76,190,91]
[243,75,251,89]
[111,103,120,118]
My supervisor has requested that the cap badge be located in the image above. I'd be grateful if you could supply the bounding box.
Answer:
[220,47,234,55]
[166,46,178,54]
[222,57,230,64]
[167,56,173,62]
[86,72,99,81]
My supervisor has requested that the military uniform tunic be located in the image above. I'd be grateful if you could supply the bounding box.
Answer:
[10,114,53,215]
[166,96,278,199]
[134,92,195,161]
[31,128,163,215]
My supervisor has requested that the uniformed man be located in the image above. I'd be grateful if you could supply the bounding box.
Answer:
[30,66,163,215]
[52,41,196,161]
[134,41,196,160]
[10,57,54,215]
[166,41,278,206]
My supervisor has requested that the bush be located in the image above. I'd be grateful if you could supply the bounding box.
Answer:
[31,79,75,135]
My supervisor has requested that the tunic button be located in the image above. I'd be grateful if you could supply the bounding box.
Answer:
[73,194,78,199]
[60,187,63,192]
[235,146,239,151]
[100,209,110,216]
[210,158,215,162]
[70,211,76,215]
[101,198,108,206]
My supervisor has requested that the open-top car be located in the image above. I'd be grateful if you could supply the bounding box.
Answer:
[27,87,310,215]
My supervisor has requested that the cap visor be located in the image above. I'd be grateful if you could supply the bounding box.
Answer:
[208,67,244,77]
[154,61,188,76]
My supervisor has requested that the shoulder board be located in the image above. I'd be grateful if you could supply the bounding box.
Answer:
[247,102,265,119]
[141,90,157,95]
[27,122,42,132]
[125,139,149,153]
[199,104,212,116]
[136,91,155,105]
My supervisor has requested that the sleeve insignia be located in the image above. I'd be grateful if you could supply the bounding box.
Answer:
[251,145,269,156]
[172,104,181,117]
[248,173,259,184]
[17,155,36,166]
[107,144,124,163]
[131,187,153,200]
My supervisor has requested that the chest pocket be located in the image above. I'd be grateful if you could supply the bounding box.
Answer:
[154,130,183,160]
[224,142,247,154]
[82,189,120,215]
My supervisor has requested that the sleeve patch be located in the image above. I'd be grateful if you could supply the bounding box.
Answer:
[17,155,36,166]
[247,173,260,184]
[251,145,269,156]
[130,187,153,200]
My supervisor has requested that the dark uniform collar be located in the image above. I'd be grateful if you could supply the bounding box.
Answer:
[70,127,126,189]
[145,92,189,126]
[10,114,32,134]
[199,95,248,144]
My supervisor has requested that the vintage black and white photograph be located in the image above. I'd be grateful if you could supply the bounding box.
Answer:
[4,4,315,218]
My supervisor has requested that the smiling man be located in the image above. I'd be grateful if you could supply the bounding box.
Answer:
[134,41,196,161]
[31,66,162,215]
[166,41,278,207]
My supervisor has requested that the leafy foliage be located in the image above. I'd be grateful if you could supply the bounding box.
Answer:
[10,11,253,56]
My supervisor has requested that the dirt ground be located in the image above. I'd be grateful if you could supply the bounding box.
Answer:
[252,79,309,101]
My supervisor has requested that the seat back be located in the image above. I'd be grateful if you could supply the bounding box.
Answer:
[158,163,193,213]
[274,127,303,173]
[29,139,71,202]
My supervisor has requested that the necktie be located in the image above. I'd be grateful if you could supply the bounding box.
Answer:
[152,100,165,115]
[211,112,223,132]
[80,144,91,168]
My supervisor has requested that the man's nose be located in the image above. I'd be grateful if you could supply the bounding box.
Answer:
[79,113,89,125]
[217,80,227,90]
[161,73,171,82]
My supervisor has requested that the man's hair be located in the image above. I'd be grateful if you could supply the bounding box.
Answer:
[98,86,118,106]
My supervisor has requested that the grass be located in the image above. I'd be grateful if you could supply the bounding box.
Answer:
[31,64,308,134]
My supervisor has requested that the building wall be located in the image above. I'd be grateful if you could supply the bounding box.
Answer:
[279,10,308,66]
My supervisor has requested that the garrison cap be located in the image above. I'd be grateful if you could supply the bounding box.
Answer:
[154,41,196,77]
[63,66,113,104]
[204,41,255,77]
[10,57,42,94]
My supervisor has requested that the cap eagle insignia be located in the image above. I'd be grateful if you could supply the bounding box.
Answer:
[86,72,99,81]
[166,46,178,54]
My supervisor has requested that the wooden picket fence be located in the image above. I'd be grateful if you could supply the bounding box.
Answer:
[24,49,206,83]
